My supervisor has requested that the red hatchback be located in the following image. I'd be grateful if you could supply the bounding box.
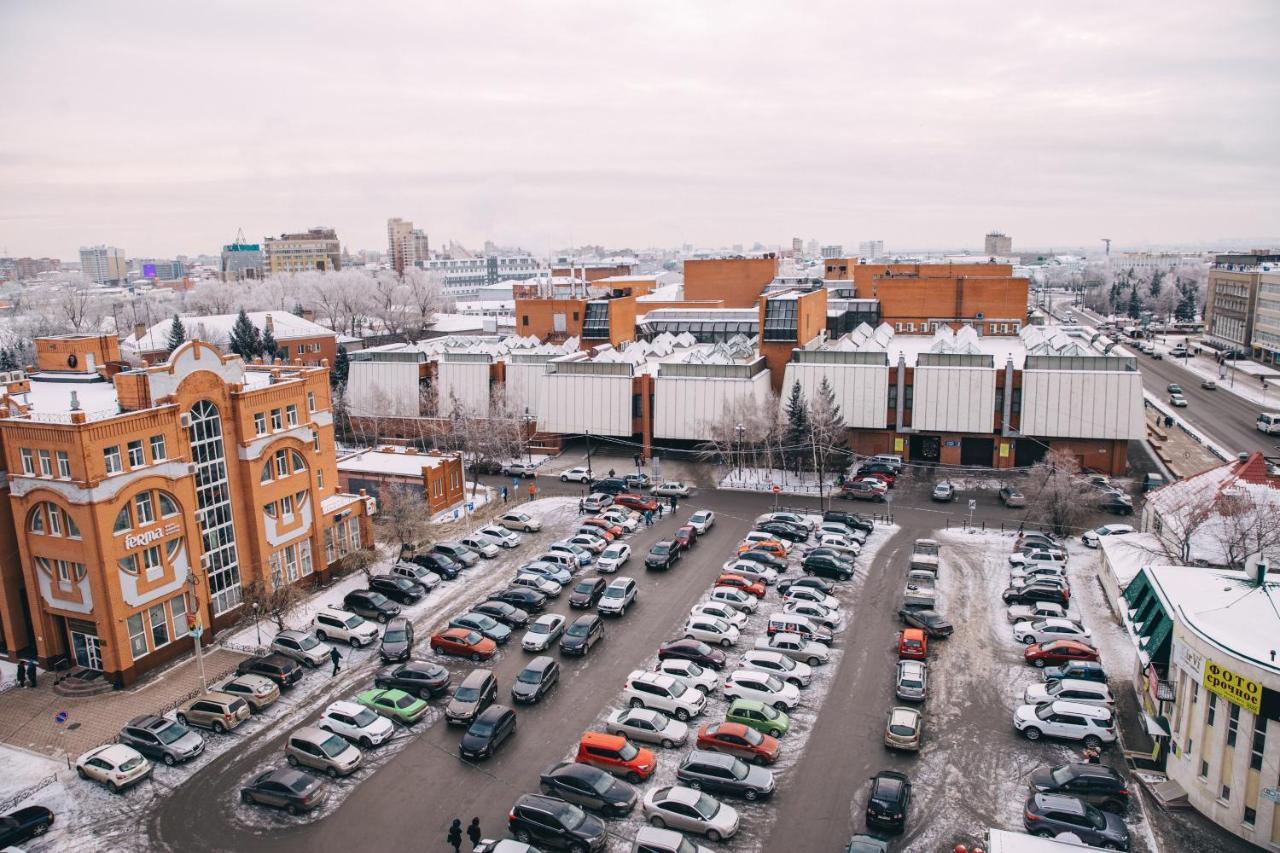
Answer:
[696,722,779,765]
[673,525,698,552]
[716,573,767,598]
[1024,639,1099,668]
[430,628,497,661]
[615,493,659,513]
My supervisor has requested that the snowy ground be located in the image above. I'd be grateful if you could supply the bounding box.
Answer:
[531,517,899,853]
[718,467,843,497]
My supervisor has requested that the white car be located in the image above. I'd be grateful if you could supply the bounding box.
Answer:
[598,576,638,616]
[1024,678,1114,707]
[738,649,812,687]
[312,607,380,648]
[755,632,829,665]
[1013,618,1092,646]
[1081,524,1135,548]
[318,700,395,748]
[601,509,640,532]
[815,534,860,558]
[76,743,152,793]
[708,586,758,613]
[624,671,706,721]
[582,492,613,512]
[782,587,840,611]
[1006,601,1068,624]
[651,481,693,497]
[656,658,721,694]
[722,668,800,710]
[740,531,789,553]
[781,600,844,632]
[597,543,631,572]
[687,510,716,534]
[548,542,593,566]
[271,630,333,668]
[512,573,561,597]
[684,616,741,648]
[1013,700,1118,747]
[522,613,566,651]
[457,535,501,558]
[565,534,608,554]
[818,522,862,542]
[560,466,592,483]
[1009,564,1068,583]
[605,707,689,747]
[498,511,541,533]
[478,524,522,547]
[1008,550,1067,569]
[720,560,779,586]
[642,785,740,842]
[690,601,747,630]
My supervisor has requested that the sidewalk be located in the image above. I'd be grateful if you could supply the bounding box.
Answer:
[1145,407,1219,478]
[0,647,247,759]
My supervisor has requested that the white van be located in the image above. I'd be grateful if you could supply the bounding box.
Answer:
[870,454,904,472]
[1258,413,1280,434]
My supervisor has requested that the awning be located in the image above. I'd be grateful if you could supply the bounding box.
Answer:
[1143,713,1171,737]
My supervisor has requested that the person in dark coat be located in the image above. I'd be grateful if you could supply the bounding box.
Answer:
[578,498,585,514]
[447,818,462,852]
[15,660,25,688]
[329,647,341,675]
[670,495,678,511]
[656,502,664,519]
[466,817,481,848]
[26,660,37,688]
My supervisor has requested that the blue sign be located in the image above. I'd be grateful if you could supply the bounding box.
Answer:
[465,502,474,512]
[191,626,203,639]
[54,711,68,725]
[512,478,520,488]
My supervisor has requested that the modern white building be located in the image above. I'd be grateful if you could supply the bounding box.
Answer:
[79,245,127,285]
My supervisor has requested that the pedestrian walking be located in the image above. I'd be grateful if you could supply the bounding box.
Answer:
[657,502,664,519]
[578,498,585,514]
[329,646,341,676]
[26,660,37,688]
[15,660,26,688]
[644,510,653,527]
[670,495,678,512]
[501,486,508,503]
[466,817,481,848]
[447,818,462,853]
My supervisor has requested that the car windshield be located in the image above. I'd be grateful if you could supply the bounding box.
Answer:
[762,675,783,692]
[472,615,498,630]
[567,623,590,637]
[384,629,407,643]
[651,544,670,555]
[343,615,366,629]
[603,547,623,558]
[320,734,349,756]
[517,668,543,684]
[683,662,704,676]
[603,588,624,598]
[298,635,320,650]
[690,641,712,655]
[155,721,187,744]
[574,581,597,594]
[394,694,418,709]
[455,686,480,701]
[618,741,638,761]
[900,676,923,688]
[757,704,780,721]
[469,719,495,736]
[585,771,614,795]
[1046,681,1065,695]
[352,708,380,727]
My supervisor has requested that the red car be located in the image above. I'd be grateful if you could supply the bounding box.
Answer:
[430,628,497,661]
[614,493,659,513]
[716,573,767,598]
[696,722,779,765]
[673,525,698,551]
[1024,639,1099,668]
[581,517,623,538]
[860,471,895,489]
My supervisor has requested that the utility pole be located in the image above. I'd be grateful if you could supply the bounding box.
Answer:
[585,429,593,481]
[523,408,535,464]
[187,572,208,694]
[735,424,745,479]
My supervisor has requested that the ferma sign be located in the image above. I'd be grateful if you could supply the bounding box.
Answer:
[1203,659,1262,715]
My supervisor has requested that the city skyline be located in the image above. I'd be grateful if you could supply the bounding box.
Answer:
[1,1,1277,259]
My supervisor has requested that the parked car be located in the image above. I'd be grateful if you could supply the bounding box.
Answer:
[561,466,592,482]
[1014,618,1091,646]
[776,576,834,597]
[897,608,953,638]
[560,613,605,656]
[734,548,787,572]
[781,600,844,633]
[725,698,790,738]
[0,804,54,846]
[374,660,452,699]
[459,704,518,761]
[721,560,778,586]
[507,793,607,852]
[605,707,690,748]
[803,553,854,581]
[1002,583,1071,607]
[446,669,497,725]
[176,691,251,733]
[432,541,480,567]
[386,561,443,590]
[1044,660,1108,684]
[591,478,630,495]
[430,627,498,661]
[569,576,608,609]
[1029,762,1131,813]
[895,660,927,702]
[883,706,923,751]
[312,606,380,647]
[1013,700,1117,748]
[642,785,741,841]
[823,509,873,533]
[615,493,659,512]
[512,656,560,704]
[755,520,807,543]
[342,589,402,623]
[624,472,653,489]
[1081,524,1135,548]
[285,726,362,778]
[659,639,727,670]
[696,722,779,765]
[624,671,705,721]
[216,674,281,713]
[503,461,538,478]
[451,612,514,645]
[118,714,204,766]
[716,574,767,598]
[597,543,631,572]
[656,658,720,694]
[583,492,614,512]
[1098,492,1135,516]
[271,629,333,668]
[458,535,501,558]
[473,600,531,628]
[839,481,886,502]
[477,524,522,548]
[931,481,956,502]
[688,510,716,533]
[76,744,152,793]
[522,613,567,652]
[512,573,562,598]
[651,481,693,497]
[645,541,680,571]
[598,577,639,616]
[684,615,741,648]
[675,750,775,801]
[489,586,548,613]
[865,770,911,832]
[1024,639,1099,668]
[739,649,812,687]
[1022,793,1130,849]
[1008,601,1068,624]
[235,653,303,689]
[497,511,542,532]
[318,700,395,748]
[674,524,699,551]
[998,485,1027,507]
[408,552,461,581]
[897,629,927,661]
[690,601,747,631]
[708,586,759,612]
[239,767,326,815]
[539,761,638,816]
[577,731,656,782]
[722,669,800,711]
[754,632,829,666]
[1024,678,1114,707]
[379,617,415,662]
[356,688,429,725]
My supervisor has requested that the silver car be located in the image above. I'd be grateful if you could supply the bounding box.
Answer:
[895,660,927,702]
[270,630,332,668]
[642,785,739,842]
[605,707,689,748]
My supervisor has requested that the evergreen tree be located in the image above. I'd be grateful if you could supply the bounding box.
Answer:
[260,325,281,361]
[1149,269,1164,299]
[809,377,850,478]
[1126,285,1143,319]
[1175,280,1199,322]
[292,303,305,317]
[783,382,809,473]
[332,345,350,386]
[227,309,261,360]
[0,349,16,371]
[166,314,187,352]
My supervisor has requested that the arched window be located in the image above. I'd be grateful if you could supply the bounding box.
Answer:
[28,502,81,539]
[188,401,242,615]
[260,448,308,483]
[113,490,182,535]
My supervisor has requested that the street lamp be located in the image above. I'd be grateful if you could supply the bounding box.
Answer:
[252,601,261,649]
[585,429,593,481]
[734,424,745,479]
[522,407,535,464]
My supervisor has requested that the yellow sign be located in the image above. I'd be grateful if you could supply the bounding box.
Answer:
[894,437,905,453]
[999,442,1010,458]
[1204,659,1262,715]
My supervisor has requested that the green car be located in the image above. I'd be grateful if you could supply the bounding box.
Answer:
[726,698,790,738]
[356,688,429,725]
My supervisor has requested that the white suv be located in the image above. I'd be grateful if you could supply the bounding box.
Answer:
[623,670,706,721]
[318,700,394,748]
[709,587,759,613]
[312,607,380,648]
[560,467,592,483]
[598,577,638,616]
[1013,700,1117,749]
[722,669,801,710]
[683,615,740,648]
[690,601,747,630]
[654,659,720,694]
[739,650,812,687]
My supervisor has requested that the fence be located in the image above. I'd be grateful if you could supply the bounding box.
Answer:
[0,772,59,813]
[153,661,243,717]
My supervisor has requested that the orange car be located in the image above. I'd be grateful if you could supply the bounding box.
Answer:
[897,628,927,661]
[576,732,655,783]
[696,722,779,765]
[430,627,497,661]
[737,540,787,560]
[715,573,767,599]
[581,517,624,538]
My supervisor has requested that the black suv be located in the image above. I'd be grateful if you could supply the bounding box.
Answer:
[823,510,873,534]
[560,614,604,656]
[343,589,402,623]
[569,577,607,609]
[375,660,451,698]
[1002,583,1070,607]
[1043,660,1107,684]
[589,478,629,496]
[368,574,425,604]
[645,541,679,571]
[803,553,853,581]
[897,608,954,638]
[410,552,462,580]
[756,521,808,542]
[488,587,548,613]
[508,793,607,851]
[472,600,530,627]
[1029,763,1130,813]
[865,770,911,832]
[235,653,303,688]
[1022,793,1130,849]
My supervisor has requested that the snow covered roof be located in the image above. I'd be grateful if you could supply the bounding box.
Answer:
[1098,532,1165,589]
[14,375,121,420]
[125,311,338,356]
[336,447,460,478]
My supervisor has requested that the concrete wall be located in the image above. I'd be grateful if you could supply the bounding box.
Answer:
[653,371,772,440]
[779,362,891,429]
[912,366,997,433]
[436,361,491,416]
[347,360,421,417]
[539,373,633,436]
[1020,370,1145,440]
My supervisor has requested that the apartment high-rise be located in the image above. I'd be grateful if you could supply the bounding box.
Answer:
[984,231,1012,256]
[858,240,885,260]
[821,245,844,260]
[387,218,427,274]
[79,245,127,285]
[221,239,264,282]
[264,228,341,275]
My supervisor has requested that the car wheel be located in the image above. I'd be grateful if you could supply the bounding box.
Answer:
[176,713,188,726]
[432,645,443,655]
[626,771,642,784]
[470,653,482,662]
[377,614,388,624]
[769,728,783,738]
[1084,735,1103,750]
[561,475,569,482]
[163,753,176,767]
[514,830,531,843]
[286,804,300,817]
[1023,727,1042,741]
[76,766,88,779]
[630,698,645,709]
[661,738,675,748]
[1021,636,1035,645]
[109,781,122,794]
[772,701,789,711]
[807,657,821,666]
[212,721,226,734]
[241,790,254,804]
[316,630,328,641]
[326,766,339,779]
[688,780,702,790]
[287,754,299,767]
[675,708,690,722]
[1033,659,1046,668]
[349,637,362,649]
[744,788,759,801]
[33,823,48,836]
[1033,829,1055,839]
[707,829,722,842]
[419,688,433,701]
[570,843,588,853]
[720,638,732,648]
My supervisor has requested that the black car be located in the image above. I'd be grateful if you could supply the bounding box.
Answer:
[803,554,853,581]
[367,574,425,605]
[1002,584,1070,607]
[560,614,604,656]
[1098,493,1134,516]
[467,458,504,476]
[569,577,607,609]
[236,653,304,688]
[342,590,402,623]
[458,704,517,761]
[1043,660,1107,684]
[734,549,787,572]
[777,576,834,596]
[823,510,873,534]
[508,793,607,851]
[590,478,629,496]
[511,656,560,704]
[865,770,911,832]
[240,767,327,815]
[645,541,679,571]
[756,521,808,543]
[1022,793,1130,849]
[375,660,451,698]
[857,463,898,478]
[1029,763,1130,813]
[410,552,462,580]
[0,805,55,847]
[379,617,414,662]
[539,761,638,816]
[488,587,548,613]
[472,600,531,628]
[897,609,954,638]
[658,639,726,670]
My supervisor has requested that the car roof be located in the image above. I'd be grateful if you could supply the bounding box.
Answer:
[631,670,676,688]
[898,659,926,674]
[1049,700,1113,719]
[316,606,359,618]
[326,700,366,716]
[688,749,736,767]
[662,785,704,806]
[93,743,140,763]
[523,656,556,672]
[1053,678,1108,692]
[729,698,766,711]
[889,707,920,724]
[1034,792,1087,813]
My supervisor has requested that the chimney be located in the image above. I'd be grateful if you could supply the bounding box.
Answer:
[134,322,146,340]
[69,390,80,411]
[1257,559,1269,588]
[265,314,275,335]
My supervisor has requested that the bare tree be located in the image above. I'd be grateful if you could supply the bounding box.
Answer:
[1025,449,1099,535]
[374,484,431,560]
[402,268,446,336]
[239,578,306,632]
[1212,488,1280,568]
[369,272,414,342]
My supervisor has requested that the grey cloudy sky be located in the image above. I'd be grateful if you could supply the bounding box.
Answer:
[1,1,1277,259]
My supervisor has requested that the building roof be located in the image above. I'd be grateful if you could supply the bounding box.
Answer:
[1098,532,1164,590]
[336,447,459,478]
[124,311,339,357]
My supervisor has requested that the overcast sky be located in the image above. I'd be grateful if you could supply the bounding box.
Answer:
[1,1,1277,260]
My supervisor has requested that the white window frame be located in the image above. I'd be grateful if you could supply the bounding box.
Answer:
[286,404,298,426]
[127,440,145,468]
[254,413,267,436]
[38,449,52,477]
[135,492,155,526]
[299,539,313,577]
[20,448,33,476]
[170,595,189,639]
[148,602,170,648]
[149,434,167,461]
[307,392,316,412]
[127,613,148,660]
[104,445,122,475]
[271,409,283,431]
[56,450,70,478]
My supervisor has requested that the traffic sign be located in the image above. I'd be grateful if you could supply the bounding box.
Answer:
[54,711,68,725]
[191,625,204,640]
[968,499,977,511]
[771,485,781,494]
[1263,787,1280,803]
[465,502,475,512]
[512,478,520,488]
